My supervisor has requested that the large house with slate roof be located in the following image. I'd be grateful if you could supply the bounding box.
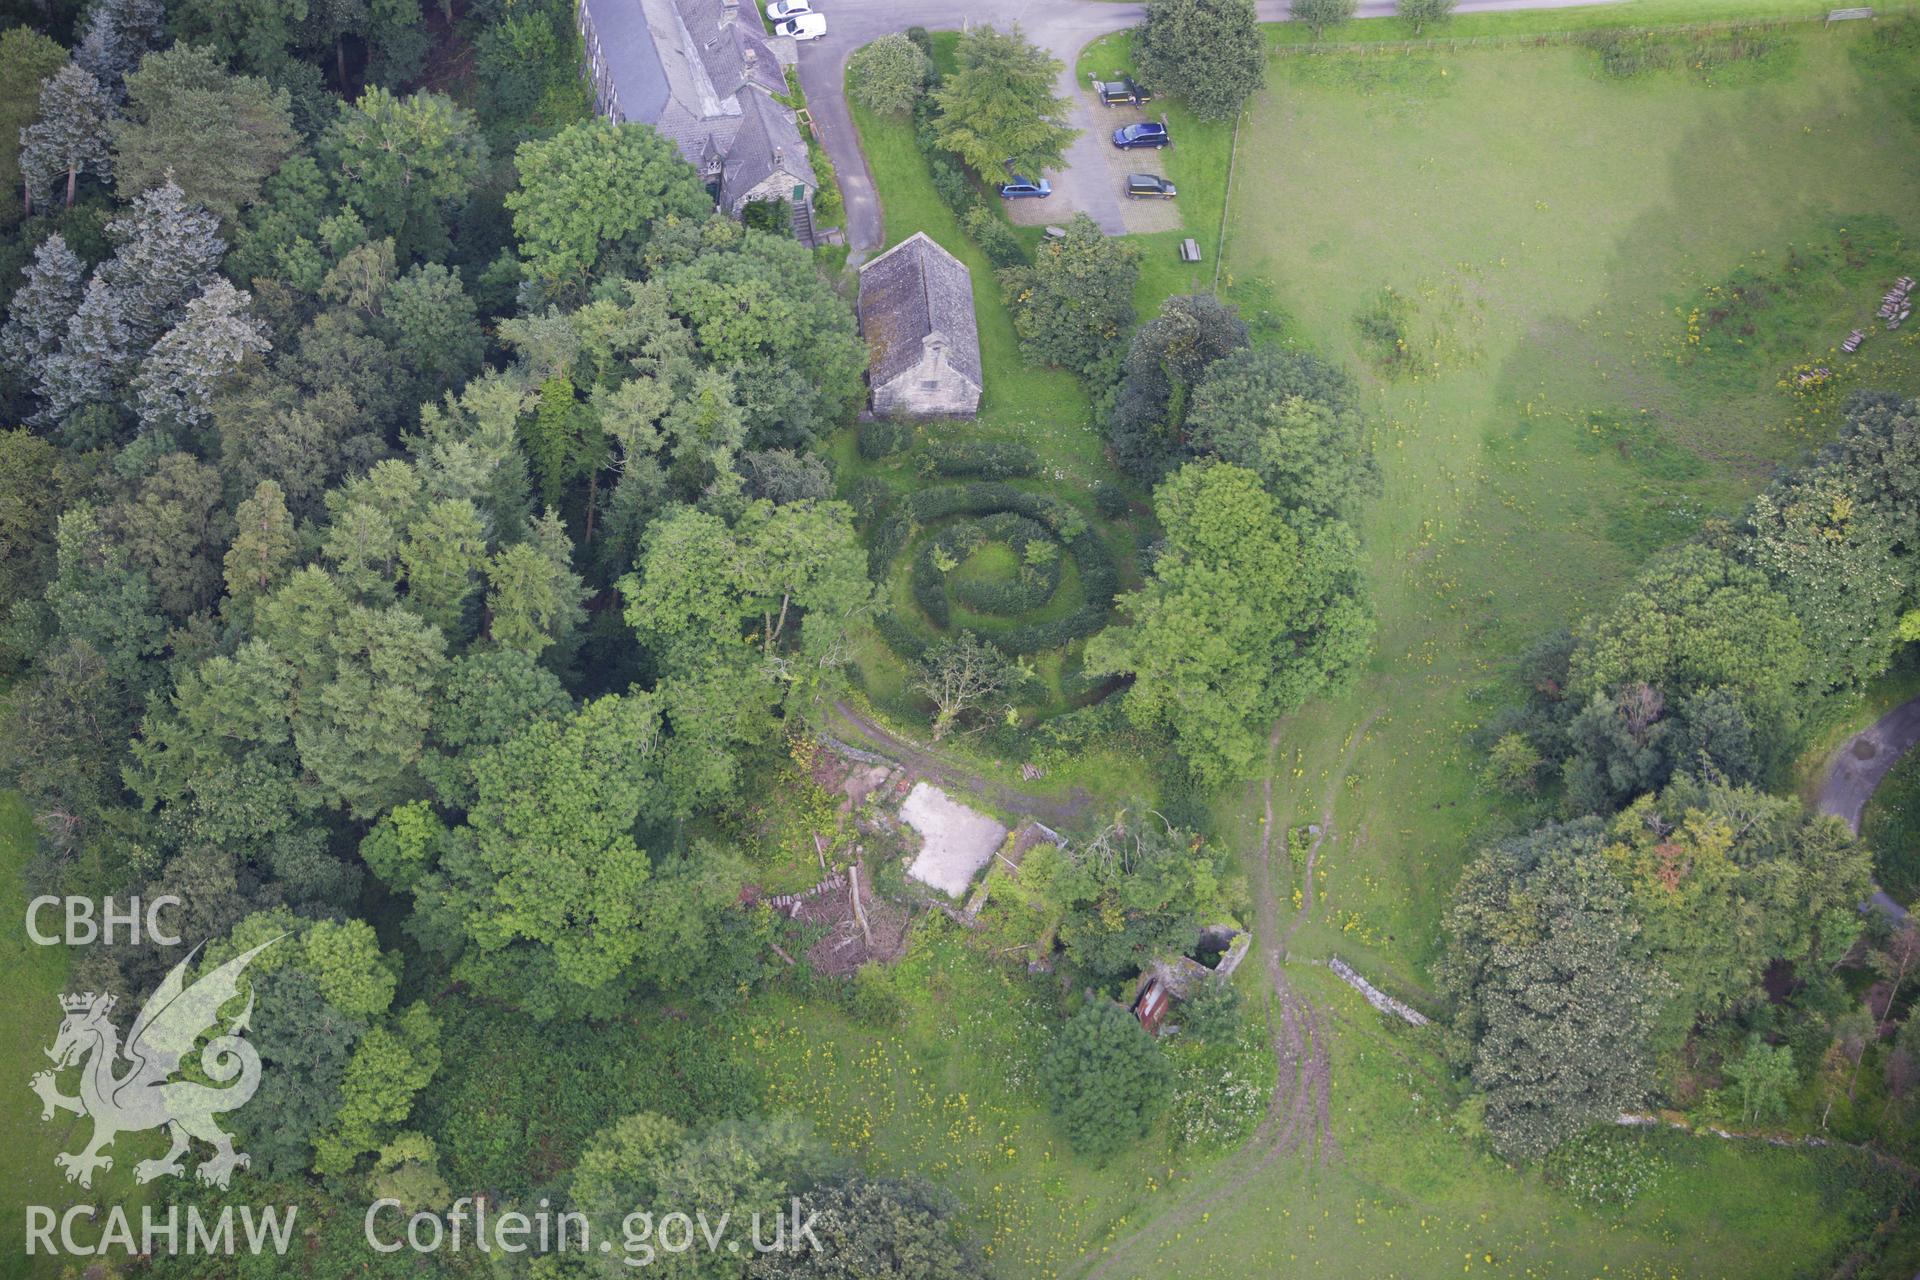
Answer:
[857,233,983,418]
[578,0,820,240]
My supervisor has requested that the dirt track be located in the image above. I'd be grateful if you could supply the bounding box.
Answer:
[1081,713,1378,1278]
[823,699,1093,827]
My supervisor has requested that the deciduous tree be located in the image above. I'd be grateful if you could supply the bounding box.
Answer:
[505,119,710,296]
[1292,0,1357,39]
[112,44,299,222]
[1441,819,1660,1160]
[1086,462,1371,784]
[1134,0,1265,121]
[931,24,1076,182]
[1186,345,1378,520]
[997,213,1138,382]
[1397,0,1456,34]
[912,631,1015,741]
[1105,293,1248,482]
[1028,810,1221,982]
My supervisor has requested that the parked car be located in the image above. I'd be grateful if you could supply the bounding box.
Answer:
[774,12,826,38]
[1112,122,1170,150]
[766,0,810,17]
[999,175,1052,199]
[1125,174,1176,200]
[1093,76,1151,107]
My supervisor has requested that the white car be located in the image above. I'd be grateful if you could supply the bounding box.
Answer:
[773,11,826,38]
[766,0,810,18]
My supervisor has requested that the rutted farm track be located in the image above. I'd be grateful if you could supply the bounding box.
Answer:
[1080,713,1380,1279]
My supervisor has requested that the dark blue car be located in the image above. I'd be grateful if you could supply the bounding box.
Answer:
[998,175,1052,199]
[1111,122,1170,150]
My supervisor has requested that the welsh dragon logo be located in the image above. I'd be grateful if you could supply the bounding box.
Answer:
[30,938,279,1190]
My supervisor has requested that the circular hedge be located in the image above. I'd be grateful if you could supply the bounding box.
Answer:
[869,482,1118,660]
[915,514,1060,623]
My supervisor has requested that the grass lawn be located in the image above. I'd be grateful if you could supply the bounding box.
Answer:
[1213,18,1920,979]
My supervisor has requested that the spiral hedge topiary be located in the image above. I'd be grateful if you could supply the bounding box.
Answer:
[871,483,1118,659]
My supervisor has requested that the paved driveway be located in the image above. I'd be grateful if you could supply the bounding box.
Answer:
[796,0,1624,259]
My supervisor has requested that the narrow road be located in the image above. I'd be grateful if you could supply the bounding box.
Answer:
[1817,695,1920,921]
[797,0,1628,258]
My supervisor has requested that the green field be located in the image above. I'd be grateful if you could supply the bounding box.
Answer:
[0,796,71,1276]
[1215,19,1920,977]
[840,9,1920,1276]
[1187,16,1920,1277]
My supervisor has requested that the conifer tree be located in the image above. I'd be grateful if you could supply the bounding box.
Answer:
[74,0,167,102]
[0,233,84,377]
[35,277,133,428]
[19,64,114,213]
[99,179,226,348]
[223,479,296,618]
[133,279,272,434]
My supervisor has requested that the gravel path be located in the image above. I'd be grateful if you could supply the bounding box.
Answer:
[1817,695,1920,921]
[796,0,1628,258]
[1818,696,1920,835]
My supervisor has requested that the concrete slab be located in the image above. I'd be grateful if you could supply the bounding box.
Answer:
[900,781,1008,897]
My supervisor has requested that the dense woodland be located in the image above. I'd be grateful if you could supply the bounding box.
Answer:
[3,0,1920,1272]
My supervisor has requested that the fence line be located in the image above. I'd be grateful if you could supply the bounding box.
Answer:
[1272,6,1918,56]
[1211,111,1243,296]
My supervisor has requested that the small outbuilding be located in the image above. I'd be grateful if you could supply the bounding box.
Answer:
[857,232,983,419]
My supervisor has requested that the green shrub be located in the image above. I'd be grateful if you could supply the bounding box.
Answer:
[1094,482,1131,519]
[1178,981,1244,1042]
[849,963,906,1027]
[920,439,1039,479]
[910,547,951,627]
[858,418,910,459]
[928,156,975,216]
[873,611,929,661]
[847,33,933,118]
[880,483,1120,656]
[1044,1002,1171,1158]
[848,476,895,527]
[963,202,1027,269]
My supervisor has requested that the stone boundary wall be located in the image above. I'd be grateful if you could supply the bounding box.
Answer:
[1327,957,1430,1027]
